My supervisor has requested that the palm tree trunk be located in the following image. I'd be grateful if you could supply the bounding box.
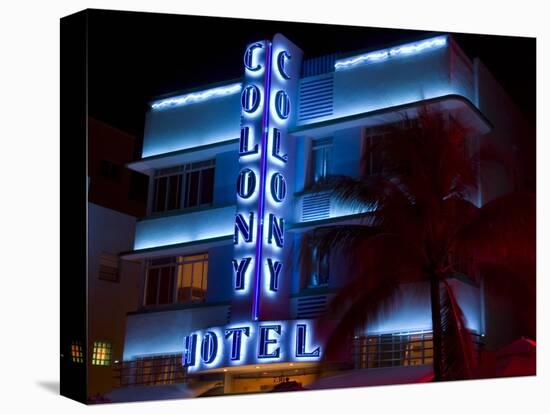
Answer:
[430,273,443,381]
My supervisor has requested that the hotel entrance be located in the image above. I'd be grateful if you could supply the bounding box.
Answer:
[214,362,321,394]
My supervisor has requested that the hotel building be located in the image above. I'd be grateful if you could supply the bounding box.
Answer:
[110,33,532,399]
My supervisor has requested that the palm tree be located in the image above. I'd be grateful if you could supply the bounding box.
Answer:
[300,108,535,381]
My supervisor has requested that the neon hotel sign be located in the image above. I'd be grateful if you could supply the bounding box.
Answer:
[183,34,322,372]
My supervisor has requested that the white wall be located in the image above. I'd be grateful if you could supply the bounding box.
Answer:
[123,304,229,360]
[87,202,143,394]
[133,204,235,250]
[142,90,241,158]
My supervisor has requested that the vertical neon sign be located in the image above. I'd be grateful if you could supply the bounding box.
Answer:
[251,41,273,321]
[233,34,303,322]
[182,36,322,373]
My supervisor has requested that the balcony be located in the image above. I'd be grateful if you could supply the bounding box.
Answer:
[142,81,241,158]
[133,204,235,252]
[296,36,477,129]
[123,302,230,361]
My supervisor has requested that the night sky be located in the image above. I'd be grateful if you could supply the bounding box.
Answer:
[87,9,536,154]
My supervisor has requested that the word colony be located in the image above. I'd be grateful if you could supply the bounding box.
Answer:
[233,37,294,320]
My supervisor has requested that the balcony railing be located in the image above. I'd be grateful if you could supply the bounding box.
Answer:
[113,354,187,387]
[353,330,484,370]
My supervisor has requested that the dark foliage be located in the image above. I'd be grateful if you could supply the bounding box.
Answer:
[300,107,535,381]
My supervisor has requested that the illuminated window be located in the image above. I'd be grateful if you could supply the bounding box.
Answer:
[176,253,208,303]
[355,331,433,369]
[92,341,112,366]
[71,341,84,364]
[144,254,208,306]
[310,137,332,184]
[153,160,215,213]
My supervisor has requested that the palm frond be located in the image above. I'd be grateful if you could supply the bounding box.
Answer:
[298,225,382,289]
[310,225,382,257]
[440,280,477,380]
[376,107,479,203]
[298,105,533,382]
[319,275,402,362]
[430,197,479,275]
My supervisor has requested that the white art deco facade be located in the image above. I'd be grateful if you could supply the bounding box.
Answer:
[111,33,529,398]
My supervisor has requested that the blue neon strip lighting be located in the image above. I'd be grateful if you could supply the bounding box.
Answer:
[252,42,273,322]
[334,36,447,70]
[150,83,242,110]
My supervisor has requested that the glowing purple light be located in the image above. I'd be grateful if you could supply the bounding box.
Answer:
[335,36,448,70]
[150,83,242,110]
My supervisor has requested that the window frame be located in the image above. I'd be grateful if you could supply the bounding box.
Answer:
[310,137,333,185]
[144,257,177,307]
[308,246,330,288]
[92,340,113,367]
[144,253,209,307]
[152,160,215,214]
[71,340,84,364]
[361,119,419,177]
[119,354,186,386]
[355,331,434,369]
[175,253,208,303]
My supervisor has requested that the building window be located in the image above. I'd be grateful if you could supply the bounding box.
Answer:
[354,331,433,369]
[98,252,120,282]
[310,137,332,184]
[144,257,175,306]
[176,253,208,303]
[152,160,215,213]
[362,133,386,176]
[362,119,418,176]
[92,341,112,366]
[309,246,329,287]
[71,341,84,364]
[99,160,121,181]
[144,253,208,307]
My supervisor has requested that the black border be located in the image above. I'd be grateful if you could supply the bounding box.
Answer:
[60,9,88,404]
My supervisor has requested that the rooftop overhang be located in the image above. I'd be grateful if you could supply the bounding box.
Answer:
[126,138,238,175]
[120,235,232,261]
[290,94,492,138]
